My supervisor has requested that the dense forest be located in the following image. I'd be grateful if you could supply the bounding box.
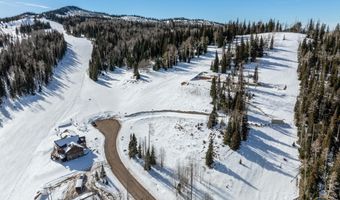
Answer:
[0,24,66,104]
[295,20,340,199]
[48,14,282,81]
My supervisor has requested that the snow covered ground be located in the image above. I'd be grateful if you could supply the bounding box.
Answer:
[0,16,304,200]
[117,32,306,200]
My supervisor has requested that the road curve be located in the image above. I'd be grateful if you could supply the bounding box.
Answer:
[95,119,156,200]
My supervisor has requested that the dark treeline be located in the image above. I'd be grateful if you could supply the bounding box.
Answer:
[18,19,51,34]
[48,15,282,81]
[295,20,340,199]
[0,30,67,103]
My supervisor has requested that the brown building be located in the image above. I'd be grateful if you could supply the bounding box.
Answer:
[52,135,86,162]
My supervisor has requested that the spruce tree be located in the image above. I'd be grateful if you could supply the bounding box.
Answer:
[213,51,219,73]
[250,34,257,62]
[144,148,151,171]
[224,120,232,145]
[138,143,142,159]
[150,146,156,165]
[205,138,214,168]
[207,106,217,129]
[128,134,138,158]
[210,77,217,103]
[257,36,264,57]
[270,35,274,49]
[220,53,228,73]
[230,115,241,150]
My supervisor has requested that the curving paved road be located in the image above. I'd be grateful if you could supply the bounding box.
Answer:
[95,119,156,200]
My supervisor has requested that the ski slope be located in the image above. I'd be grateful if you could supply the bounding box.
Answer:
[0,17,304,200]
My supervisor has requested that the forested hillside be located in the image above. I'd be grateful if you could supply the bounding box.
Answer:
[295,21,340,199]
[46,11,282,81]
[0,23,66,103]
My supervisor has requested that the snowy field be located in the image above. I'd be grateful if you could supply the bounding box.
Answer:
[0,17,304,200]
[117,32,306,200]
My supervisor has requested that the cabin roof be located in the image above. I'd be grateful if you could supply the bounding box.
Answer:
[64,142,84,153]
[54,135,79,148]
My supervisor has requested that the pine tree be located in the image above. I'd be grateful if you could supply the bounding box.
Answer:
[150,146,156,165]
[270,35,274,49]
[250,34,257,62]
[205,138,214,168]
[210,77,217,105]
[224,120,232,145]
[128,134,138,158]
[230,114,241,150]
[138,143,142,158]
[144,148,151,171]
[207,106,217,129]
[213,51,219,73]
[257,36,264,57]
[220,53,228,73]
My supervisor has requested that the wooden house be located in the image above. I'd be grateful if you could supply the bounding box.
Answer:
[52,135,86,162]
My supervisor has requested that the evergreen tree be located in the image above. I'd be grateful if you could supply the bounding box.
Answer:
[250,34,257,62]
[138,143,142,159]
[150,145,156,165]
[128,134,138,158]
[144,148,151,171]
[257,36,264,57]
[230,114,241,150]
[220,53,228,73]
[270,35,274,49]
[224,120,232,145]
[210,77,217,105]
[207,106,217,129]
[213,51,219,73]
[205,138,214,168]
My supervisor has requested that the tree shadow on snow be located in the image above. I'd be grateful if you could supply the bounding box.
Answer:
[214,161,258,190]
[240,129,297,178]
[0,43,81,124]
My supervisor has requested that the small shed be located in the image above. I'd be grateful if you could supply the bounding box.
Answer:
[271,119,285,125]
[75,174,85,193]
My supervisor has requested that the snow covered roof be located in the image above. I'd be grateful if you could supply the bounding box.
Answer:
[75,177,84,188]
[64,142,84,153]
[54,135,79,148]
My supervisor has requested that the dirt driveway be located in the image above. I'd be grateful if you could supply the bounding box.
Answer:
[95,119,156,200]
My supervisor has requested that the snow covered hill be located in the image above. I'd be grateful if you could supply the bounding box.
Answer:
[0,16,304,200]
[116,32,305,200]
[43,6,222,25]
